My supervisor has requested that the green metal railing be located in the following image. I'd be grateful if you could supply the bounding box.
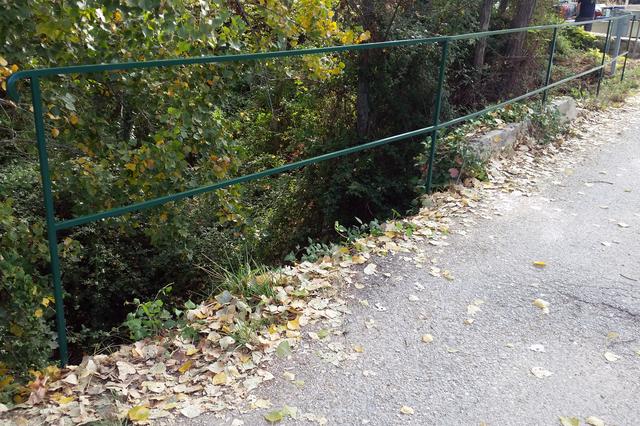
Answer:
[6,14,637,366]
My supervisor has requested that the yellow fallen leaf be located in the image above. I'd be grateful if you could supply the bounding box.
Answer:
[55,395,75,405]
[34,308,43,318]
[559,416,579,426]
[178,360,193,374]
[69,114,79,125]
[212,371,227,385]
[264,410,284,423]
[533,261,546,268]
[400,405,414,415]
[128,406,150,422]
[287,317,300,330]
[421,334,434,343]
[353,344,364,353]
[532,298,550,314]
[51,128,60,138]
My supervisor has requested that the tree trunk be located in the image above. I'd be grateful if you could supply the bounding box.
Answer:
[473,0,493,69]
[498,0,509,17]
[506,0,537,59]
[356,0,377,140]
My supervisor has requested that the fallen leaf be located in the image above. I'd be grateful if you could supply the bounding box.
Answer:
[212,372,227,385]
[128,406,150,422]
[532,298,550,314]
[400,405,415,415]
[219,336,235,349]
[287,317,300,330]
[180,404,202,419]
[283,372,295,381]
[276,340,292,358]
[363,264,377,275]
[353,344,364,353]
[533,261,546,268]
[603,351,620,362]
[178,360,193,374]
[618,222,630,228]
[529,344,546,353]
[252,399,272,409]
[352,255,366,264]
[442,270,454,281]
[585,416,605,426]
[467,304,481,316]
[264,410,284,423]
[530,367,553,378]
[117,361,136,380]
[143,381,166,393]
[421,334,434,343]
[62,373,78,385]
[559,416,580,426]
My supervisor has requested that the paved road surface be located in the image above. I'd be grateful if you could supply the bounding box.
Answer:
[184,101,640,425]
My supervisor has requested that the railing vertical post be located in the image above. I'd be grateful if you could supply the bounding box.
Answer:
[425,39,449,194]
[542,27,559,107]
[597,19,613,97]
[30,77,69,366]
[621,16,635,81]
[635,14,640,49]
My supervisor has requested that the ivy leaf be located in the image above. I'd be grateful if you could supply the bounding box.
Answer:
[276,340,292,358]
[128,406,150,422]
[264,410,284,423]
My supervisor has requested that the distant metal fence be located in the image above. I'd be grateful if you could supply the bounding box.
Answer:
[7,14,636,366]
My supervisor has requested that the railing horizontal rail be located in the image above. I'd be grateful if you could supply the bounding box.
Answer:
[6,13,634,366]
[55,53,628,231]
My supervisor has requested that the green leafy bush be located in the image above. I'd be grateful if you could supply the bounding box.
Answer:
[0,198,54,381]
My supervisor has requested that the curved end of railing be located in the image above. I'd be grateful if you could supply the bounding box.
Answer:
[6,71,29,102]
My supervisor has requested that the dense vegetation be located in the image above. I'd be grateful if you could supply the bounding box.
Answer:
[0,0,611,395]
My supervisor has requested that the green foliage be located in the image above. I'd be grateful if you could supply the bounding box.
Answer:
[285,238,339,263]
[529,107,568,145]
[200,257,280,301]
[0,198,54,380]
[563,26,599,52]
[123,285,197,341]
[334,217,383,243]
